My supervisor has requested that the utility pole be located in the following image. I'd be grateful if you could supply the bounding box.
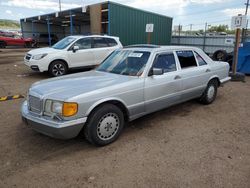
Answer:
[203,22,207,51]
[59,0,62,12]
[242,0,249,42]
[178,24,181,45]
[245,0,249,15]
[189,24,193,35]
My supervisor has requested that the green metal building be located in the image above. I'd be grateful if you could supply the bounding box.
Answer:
[21,1,172,46]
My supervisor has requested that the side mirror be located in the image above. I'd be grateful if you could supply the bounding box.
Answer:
[149,68,164,76]
[73,45,80,52]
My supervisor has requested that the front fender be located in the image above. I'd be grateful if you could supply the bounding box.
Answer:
[85,97,128,116]
[48,55,69,67]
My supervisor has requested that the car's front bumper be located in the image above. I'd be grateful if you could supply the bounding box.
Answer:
[21,101,87,139]
[24,58,48,72]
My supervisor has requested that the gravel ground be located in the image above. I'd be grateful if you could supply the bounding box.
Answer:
[0,48,249,188]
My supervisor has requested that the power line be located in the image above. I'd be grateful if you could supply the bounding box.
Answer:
[181,19,231,28]
[59,0,62,12]
[183,18,231,27]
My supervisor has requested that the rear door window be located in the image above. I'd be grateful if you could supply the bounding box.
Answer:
[105,38,118,47]
[194,51,207,66]
[93,37,109,48]
[176,51,197,69]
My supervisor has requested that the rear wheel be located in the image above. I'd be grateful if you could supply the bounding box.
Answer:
[199,79,218,104]
[49,60,68,77]
[84,104,124,146]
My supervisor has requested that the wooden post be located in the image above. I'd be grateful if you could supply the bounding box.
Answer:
[147,32,151,44]
[232,28,241,75]
[146,23,153,44]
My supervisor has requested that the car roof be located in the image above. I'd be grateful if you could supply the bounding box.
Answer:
[68,35,119,40]
[123,45,202,53]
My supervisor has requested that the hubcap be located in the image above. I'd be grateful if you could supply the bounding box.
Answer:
[97,113,120,141]
[52,63,65,76]
[207,85,215,100]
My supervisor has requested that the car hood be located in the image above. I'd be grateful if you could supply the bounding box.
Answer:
[29,71,137,101]
[28,47,61,55]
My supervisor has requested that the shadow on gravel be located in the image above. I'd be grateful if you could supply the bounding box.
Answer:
[0,98,208,180]
[15,100,199,158]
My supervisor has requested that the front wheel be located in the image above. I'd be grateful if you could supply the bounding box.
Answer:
[84,104,124,146]
[49,61,68,77]
[199,79,218,104]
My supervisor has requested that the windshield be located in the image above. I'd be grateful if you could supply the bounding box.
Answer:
[96,50,150,76]
[52,36,76,49]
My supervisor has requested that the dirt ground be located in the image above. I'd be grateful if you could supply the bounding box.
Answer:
[0,48,249,188]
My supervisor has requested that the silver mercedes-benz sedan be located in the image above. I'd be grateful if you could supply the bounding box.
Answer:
[21,45,231,146]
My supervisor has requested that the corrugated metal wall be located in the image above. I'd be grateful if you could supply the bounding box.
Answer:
[171,36,239,54]
[109,2,172,46]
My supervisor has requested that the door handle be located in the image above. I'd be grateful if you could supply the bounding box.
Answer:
[206,69,211,72]
[174,75,181,80]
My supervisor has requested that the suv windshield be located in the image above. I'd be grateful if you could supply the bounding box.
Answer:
[52,36,76,49]
[96,50,150,76]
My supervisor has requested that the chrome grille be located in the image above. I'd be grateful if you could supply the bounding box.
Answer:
[25,54,32,61]
[28,95,42,113]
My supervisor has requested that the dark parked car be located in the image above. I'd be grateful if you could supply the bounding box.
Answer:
[38,34,58,46]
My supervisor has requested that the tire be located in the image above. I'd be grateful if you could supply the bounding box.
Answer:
[0,41,6,48]
[212,50,228,61]
[49,60,68,77]
[24,42,31,48]
[199,79,218,105]
[84,104,124,146]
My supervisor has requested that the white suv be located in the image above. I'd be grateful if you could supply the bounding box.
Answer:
[24,35,122,76]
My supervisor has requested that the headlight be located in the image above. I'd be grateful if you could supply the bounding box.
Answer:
[52,101,63,114]
[44,100,62,114]
[44,100,52,114]
[44,100,78,117]
[32,53,48,60]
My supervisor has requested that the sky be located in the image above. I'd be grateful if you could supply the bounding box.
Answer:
[0,0,247,30]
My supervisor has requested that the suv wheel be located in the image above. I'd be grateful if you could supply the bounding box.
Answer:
[84,104,124,146]
[49,61,68,77]
[199,79,218,104]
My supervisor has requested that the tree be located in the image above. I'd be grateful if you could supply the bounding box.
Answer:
[208,25,229,32]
